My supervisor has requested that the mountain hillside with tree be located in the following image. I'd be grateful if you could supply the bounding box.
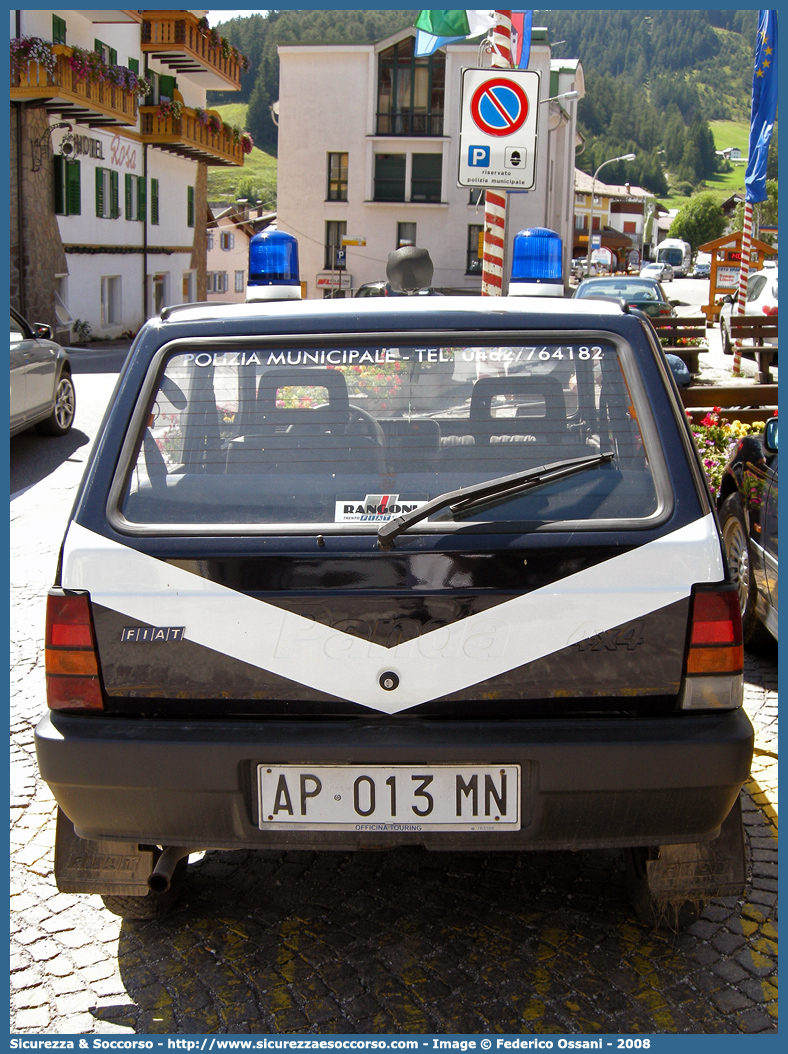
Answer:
[207,9,769,206]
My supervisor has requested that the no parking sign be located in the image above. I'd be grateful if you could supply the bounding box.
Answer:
[458,68,540,190]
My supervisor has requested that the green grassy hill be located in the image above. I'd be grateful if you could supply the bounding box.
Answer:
[206,103,277,208]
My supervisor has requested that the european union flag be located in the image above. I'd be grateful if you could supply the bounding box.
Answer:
[745,10,778,204]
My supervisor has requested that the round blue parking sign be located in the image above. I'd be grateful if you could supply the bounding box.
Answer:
[470,77,529,137]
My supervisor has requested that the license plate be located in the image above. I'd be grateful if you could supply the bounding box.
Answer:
[257,764,520,832]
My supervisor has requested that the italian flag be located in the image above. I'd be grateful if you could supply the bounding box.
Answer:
[414,10,496,57]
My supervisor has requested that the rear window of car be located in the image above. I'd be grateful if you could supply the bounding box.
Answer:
[577,280,661,301]
[113,336,668,533]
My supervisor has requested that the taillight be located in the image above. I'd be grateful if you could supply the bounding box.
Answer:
[45,591,104,711]
[679,586,743,710]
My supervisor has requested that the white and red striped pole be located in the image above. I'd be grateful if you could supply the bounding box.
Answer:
[480,10,513,297]
[733,201,753,376]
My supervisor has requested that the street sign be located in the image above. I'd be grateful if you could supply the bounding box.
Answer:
[316,273,352,290]
[341,236,366,246]
[458,67,540,190]
[335,248,346,267]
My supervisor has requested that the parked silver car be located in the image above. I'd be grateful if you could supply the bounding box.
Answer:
[10,308,75,437]
[640,261,674,283]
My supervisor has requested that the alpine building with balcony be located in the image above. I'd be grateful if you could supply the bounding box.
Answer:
[10,9,249,339]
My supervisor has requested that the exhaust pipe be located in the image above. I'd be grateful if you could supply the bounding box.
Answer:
[147,846,191,893]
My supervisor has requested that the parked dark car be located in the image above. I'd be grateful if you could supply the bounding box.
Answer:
[692,260,711,280]
[718,417,778,645]
[35,295,751,928]
[354,281,442,297]
[10,308,75,437]
[572,276,676,318]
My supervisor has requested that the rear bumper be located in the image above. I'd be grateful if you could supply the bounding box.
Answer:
[35,709,754,852]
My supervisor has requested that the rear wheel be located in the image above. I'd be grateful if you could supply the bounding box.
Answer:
[625,797,746,930]
[721,318,732,356]
[101,855,187,919]
[625,848,703,930]
[36,372,75,435]
[719,492,770,646]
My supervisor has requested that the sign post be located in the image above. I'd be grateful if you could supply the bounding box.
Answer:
[479,10,513,297]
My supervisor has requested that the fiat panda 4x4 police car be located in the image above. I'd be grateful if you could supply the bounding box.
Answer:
[36,294,753,927]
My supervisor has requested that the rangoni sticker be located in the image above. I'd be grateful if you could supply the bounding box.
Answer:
[335,494,428,523]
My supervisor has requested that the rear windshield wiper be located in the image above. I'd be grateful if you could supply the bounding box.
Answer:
[377,452,615,550]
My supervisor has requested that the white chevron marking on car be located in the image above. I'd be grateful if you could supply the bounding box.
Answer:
[62,518,723,714]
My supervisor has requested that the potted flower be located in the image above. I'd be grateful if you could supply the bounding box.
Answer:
[688,407,767,498]
[156,96,183,121]
[241,132,254,155]
[10,36,57,79]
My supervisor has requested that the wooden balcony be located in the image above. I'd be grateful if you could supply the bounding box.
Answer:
[140,106,245,167]
[140,11,244,91]
[10,45,138,127]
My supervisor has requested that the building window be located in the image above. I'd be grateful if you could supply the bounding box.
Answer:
[54,157,80,216]
[574,214,587,230]
[592,215,600,231]
[151,273,168,315]
[324,221,347,270]
[467,224,483,274]
[94,38,118,65]
[206,231,214,251]
[52,15,67,44]
[151,179,159,225]
[182,271,195,303]
[469,188,484,206]
[377,36,444,136]
[411,153,442,202]
[125,174,146,222]
[220,231,235,251]
[623,221,637,234]
[374,154,406,202]
[100,276,121,326]
[187,185,195,228]
[207,272,228,294]
[397,222,417,248]
[95,167,119,219]
[327,152,348,201]
[235,270,245,294]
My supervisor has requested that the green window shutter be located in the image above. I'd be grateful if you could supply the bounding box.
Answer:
[187,185,195,228]
[52,15,66,45]
[109,48,118,66]
[160,74,177,99]
[137,176,146,222]
[54,155,65,214]
[110,170,119,218]
[125,174,133,219]
[95,167,104,217]
[128,58,139,75]
[151,179,159,225]
[94,38,102,55]
[66,160,81,216]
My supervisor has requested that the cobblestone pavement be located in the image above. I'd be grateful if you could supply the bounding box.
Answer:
[10,369,777,1037]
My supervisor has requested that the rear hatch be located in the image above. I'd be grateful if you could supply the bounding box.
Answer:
[59,322,725,718]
